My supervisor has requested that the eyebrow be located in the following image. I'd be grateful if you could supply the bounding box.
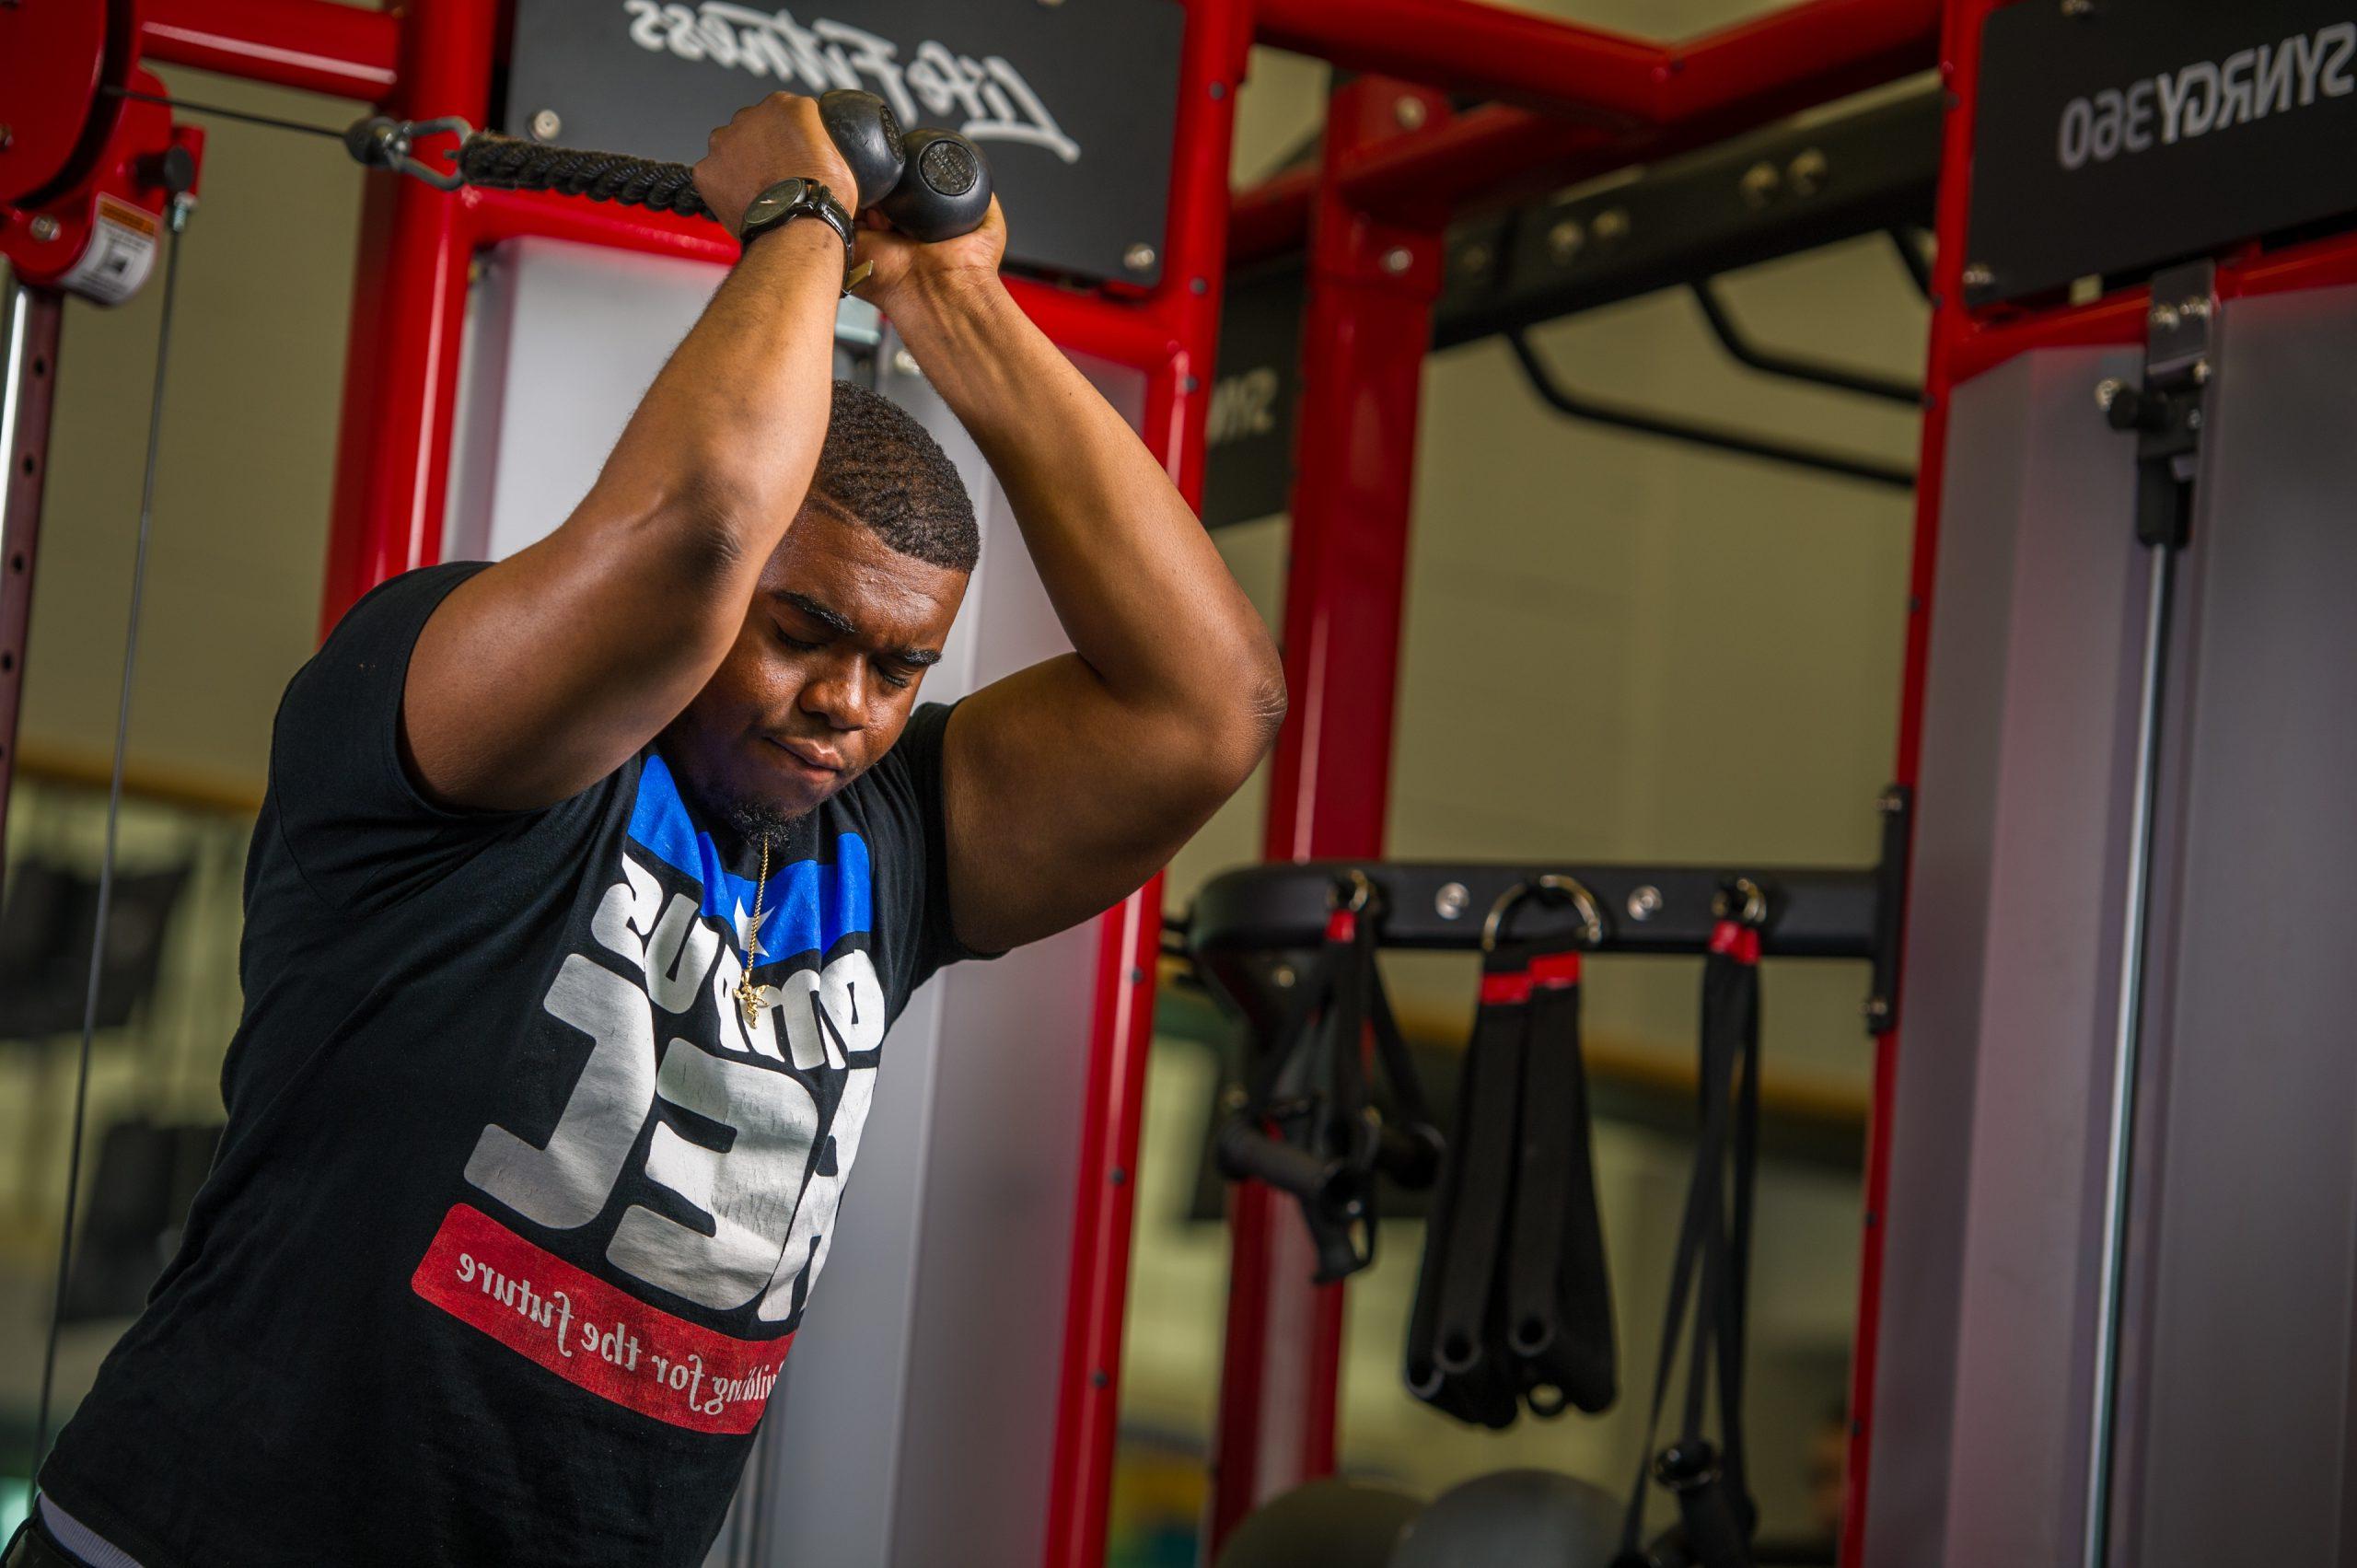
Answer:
[771,589,943,668]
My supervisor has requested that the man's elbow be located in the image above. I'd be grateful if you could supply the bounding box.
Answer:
[1204,633,1287,790]
[1246,649,1288,753]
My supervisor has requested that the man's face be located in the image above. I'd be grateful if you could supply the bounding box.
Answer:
[663,502,967,831]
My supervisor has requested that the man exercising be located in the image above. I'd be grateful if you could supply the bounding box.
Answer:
[17,93,1283,1568]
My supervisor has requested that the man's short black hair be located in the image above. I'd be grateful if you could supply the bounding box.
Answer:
[810,378,979,574]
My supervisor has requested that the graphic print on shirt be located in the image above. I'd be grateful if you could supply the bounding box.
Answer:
[411,753,884,1433]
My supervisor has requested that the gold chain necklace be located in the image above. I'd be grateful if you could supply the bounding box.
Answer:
[735,834,771,1029]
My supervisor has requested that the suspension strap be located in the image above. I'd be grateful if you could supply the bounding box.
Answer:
[1614,882,1766,1568]
[29,201,190,1478]
[1407,876,1613,1429]
[1216,872,1440,1286]
[1430,940,1538,1373]
[1507,947,1616,1416]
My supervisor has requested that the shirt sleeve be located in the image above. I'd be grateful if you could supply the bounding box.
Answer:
[267,560,538,909]
[873,698,1003,1002]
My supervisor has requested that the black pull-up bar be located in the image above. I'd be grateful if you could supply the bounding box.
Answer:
[1505,330,1919,492]
[1186,860,1879,961]
[1688,279,1922,407]
[1182,782,1911,1037]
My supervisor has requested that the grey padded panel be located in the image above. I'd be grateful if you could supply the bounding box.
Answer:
[2110,282,2357,1568]
[1864,343,2148,1565]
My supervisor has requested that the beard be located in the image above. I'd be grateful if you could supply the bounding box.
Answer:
[719,793,807,846]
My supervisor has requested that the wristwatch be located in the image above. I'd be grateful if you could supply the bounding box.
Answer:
[737,177,856,287]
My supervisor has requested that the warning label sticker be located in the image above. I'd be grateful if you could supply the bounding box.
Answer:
[58,195,161,308]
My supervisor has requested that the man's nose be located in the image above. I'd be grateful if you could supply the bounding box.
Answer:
[799,653,865,729]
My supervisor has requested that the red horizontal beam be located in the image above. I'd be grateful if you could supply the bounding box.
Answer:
[141,0,401,103]
[1233,0,1940,254]
[1228,167,1314,268]
[1012,280,1181,375]
[1256,0,1664,124]
[1945,227,2357,387]
[1665,0,1939,122]
[1340,108,1631,223]
[462,186,1178,376]
[462,185,737,265]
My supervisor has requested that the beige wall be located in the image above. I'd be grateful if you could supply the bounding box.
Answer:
[14,67,367,799]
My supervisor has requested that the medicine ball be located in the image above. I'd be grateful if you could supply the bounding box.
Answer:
[1215,1477,1426,1568]
[1387,1469,1620,1568]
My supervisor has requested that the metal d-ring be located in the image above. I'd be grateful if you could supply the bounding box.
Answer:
[1329,867,1377,916]
[1480,873,1608,952]
[1713,875,1771,927]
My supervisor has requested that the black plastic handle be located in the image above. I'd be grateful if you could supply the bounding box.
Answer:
[1214,1118,1347,1206]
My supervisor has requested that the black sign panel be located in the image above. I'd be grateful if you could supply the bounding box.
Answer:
[1968,1,2357,305]
[504,0,1185,285]
[1201,257,1305,529]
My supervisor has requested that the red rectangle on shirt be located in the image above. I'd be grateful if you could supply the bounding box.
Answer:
[412,1203,793,1434]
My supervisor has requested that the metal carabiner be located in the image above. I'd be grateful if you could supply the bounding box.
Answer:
[1480,873,1608,952]
[1711,875,1771,928]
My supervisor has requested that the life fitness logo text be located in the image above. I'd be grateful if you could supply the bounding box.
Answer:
[2055,19,2357,171]
[621,2,1081,164]
[411,849,881,1434]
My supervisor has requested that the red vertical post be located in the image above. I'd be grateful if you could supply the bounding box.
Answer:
[1840,0,1985,1558]
[1045,3,1251,1562]
[1206,75,1449,1553]
[319,0,490,634]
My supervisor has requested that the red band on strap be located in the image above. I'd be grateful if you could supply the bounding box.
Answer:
[412,1203,793,1434]
[1529,951,1583,989]
[1708,921,1761,965]
[1480,970,1534,1006]
[1326,910,1357,943]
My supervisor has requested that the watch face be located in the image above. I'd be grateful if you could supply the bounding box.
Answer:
[745,179,812,230]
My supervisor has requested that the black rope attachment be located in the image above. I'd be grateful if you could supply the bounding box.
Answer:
[452,134,712,220]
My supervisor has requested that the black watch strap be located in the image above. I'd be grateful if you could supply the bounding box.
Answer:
[737,177,856,288]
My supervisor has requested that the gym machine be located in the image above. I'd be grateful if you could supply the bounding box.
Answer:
[1199,3,2357,1565]
[13,0,2356,1565]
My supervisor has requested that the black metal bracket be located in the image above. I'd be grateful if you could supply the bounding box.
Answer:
[1434,84,1941,350]
[1183,783,1914,1039]
[1506,330,1917,491]
[2096,258,2215,550]
[1865,783,1910,1034]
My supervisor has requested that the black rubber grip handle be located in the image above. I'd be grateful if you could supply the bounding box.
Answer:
[1373,1119,1444,1191]
[457,89,990,243]
[1214,1118,1347,1206]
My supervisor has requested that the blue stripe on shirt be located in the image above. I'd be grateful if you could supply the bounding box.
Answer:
[627,752,872,963]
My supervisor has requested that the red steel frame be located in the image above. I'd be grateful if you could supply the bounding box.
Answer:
[1210,0,1943,1553]
[84,0,2345,1561]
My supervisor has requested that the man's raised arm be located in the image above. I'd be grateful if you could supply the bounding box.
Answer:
[397,96,856,813]
[861,215,1287,955]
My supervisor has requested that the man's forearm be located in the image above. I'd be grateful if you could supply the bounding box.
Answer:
[888,276,1280,725]
[588,221,846,566]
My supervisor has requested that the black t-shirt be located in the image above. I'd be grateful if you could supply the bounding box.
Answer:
[40,561,983,1566]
